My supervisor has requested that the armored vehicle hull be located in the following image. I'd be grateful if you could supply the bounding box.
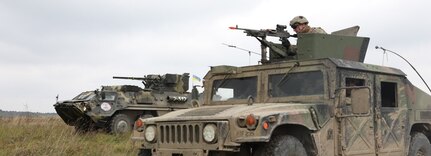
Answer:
[54,73,199,134]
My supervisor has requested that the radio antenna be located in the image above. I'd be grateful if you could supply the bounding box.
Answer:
[376,46,431,93]
[222,43,263,65]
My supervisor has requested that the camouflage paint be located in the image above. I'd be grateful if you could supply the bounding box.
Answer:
[132,34,431,156]
[54,73,197,133]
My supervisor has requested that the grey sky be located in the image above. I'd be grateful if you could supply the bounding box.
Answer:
[1,0,430,113]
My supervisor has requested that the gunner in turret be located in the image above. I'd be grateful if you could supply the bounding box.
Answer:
[290,16,326,34]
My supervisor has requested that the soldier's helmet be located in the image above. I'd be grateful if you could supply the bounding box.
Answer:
[290,16,309,28]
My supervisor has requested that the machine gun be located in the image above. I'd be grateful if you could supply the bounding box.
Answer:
[113,73,190,93]
[113,75,162,90]
[229,24,294,63]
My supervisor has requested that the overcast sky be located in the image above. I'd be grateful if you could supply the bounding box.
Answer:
[1,0,430,113]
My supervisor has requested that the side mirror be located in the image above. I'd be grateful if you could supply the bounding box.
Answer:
[351,88,370,114]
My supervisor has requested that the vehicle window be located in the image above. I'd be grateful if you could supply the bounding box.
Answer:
[269,71,324,97]
[101,92,116,101]
[381,82,397,107]
[345,78,365,97]
[212,76,257,101]
[73,92,95,100]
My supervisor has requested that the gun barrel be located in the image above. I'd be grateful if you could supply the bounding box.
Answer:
[113,76,147,80]
[230,25,290,38]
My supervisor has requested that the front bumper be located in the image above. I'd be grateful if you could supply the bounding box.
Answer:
[54,102,111,127]
[54,103,87,126]
[153,149,206,156]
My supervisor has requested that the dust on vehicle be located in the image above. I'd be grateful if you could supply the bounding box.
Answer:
[132,25,431,155]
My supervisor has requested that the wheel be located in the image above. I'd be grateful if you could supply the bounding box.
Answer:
[408,133,431,156]
[138,149,152,156]
[253,135,307,156]
[110,114,133,134]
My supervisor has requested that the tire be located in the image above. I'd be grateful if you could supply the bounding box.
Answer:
[253,135,307,156]
[138,149,152,156]
[408,133,431,156]
[110,114,133,134]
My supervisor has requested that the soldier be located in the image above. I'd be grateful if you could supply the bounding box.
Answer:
[290,16,326,34]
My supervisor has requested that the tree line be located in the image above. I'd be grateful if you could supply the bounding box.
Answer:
[0,109,56,117]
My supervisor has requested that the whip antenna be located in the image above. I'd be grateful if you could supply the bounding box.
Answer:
[222,43,264,65]
[222,43,261,55]
[375,46,431,93]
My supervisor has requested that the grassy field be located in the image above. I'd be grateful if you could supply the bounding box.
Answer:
[0,116,139,156]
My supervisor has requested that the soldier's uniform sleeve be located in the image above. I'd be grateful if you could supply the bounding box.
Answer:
[309,27,327,34]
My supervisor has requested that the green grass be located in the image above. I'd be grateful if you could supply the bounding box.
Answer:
[0,116,139,156]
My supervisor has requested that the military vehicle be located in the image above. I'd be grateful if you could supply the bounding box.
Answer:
[131,25,431,156]
[54,73,199,134]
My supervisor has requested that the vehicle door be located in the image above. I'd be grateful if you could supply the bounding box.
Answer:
[337,70,376,155]
[375,74,407,155]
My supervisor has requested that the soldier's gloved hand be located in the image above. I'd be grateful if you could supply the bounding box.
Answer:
[281,38,290,49]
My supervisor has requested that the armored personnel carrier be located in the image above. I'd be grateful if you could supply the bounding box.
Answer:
[54,73,199,134]
[132,26,431,156]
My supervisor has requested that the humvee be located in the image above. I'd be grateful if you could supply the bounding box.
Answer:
[132,26,431,155]
[54,73,199,134]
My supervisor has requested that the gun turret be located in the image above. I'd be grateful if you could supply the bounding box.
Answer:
[113,76,160,89]
[113,73,190,93]
[232,25,371,64]
[230,25,293,63]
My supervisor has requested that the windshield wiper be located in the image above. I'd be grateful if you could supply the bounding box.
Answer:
[213,74,233,93]
[276,62,300,86]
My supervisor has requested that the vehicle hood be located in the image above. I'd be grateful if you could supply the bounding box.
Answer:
[145,102,331,129]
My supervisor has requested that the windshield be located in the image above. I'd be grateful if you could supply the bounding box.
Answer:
[73,91,96,100]
[212,76,257,101]
[269,71,324,97]
[100,92,116,101]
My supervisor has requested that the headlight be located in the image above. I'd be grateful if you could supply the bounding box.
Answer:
[145,125,156,142]
[203,124,217,143]
[80,102,89,112]
[100,102,111,111]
